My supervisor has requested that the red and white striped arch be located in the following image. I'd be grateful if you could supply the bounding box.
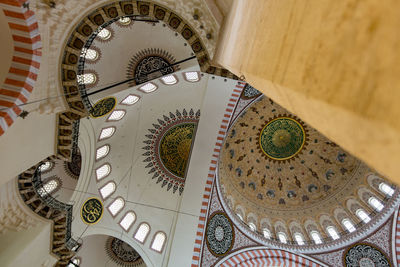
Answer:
[0,0,41,135]
[216,247,325,267]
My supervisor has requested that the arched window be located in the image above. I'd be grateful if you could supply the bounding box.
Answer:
[121,94,140,105]
[310,231,323,244]
[81,48,99,61]
[96,164,111,181]
[160,74,178,85]
[134,223,150,243]
[97,28,111,40]
[99,181,116,200]
[379,182,394,197]
[119,211,136,232]
[77,73,96,85]
[342,218,356,233]
[107,197,125,216]
[99,127,116,140]
[294,233,305,245]
[119,17,132,25]
[37,177,60,197]
[139,82,158,93]
[368,197,384,211]
[39,161,53,173]
[248,222,256,231]
[326,226,340,240]
[356,209,371,223]
[184,71,200,82]
[107,110,126,121]
[262,228,271,239]
[67,257,81,267]
[96,145,110,160]
[151,232,167,252]
[236,213,243,221]
[277,232,287,244]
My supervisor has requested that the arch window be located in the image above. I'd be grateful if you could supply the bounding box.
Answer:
[107,110,126,121]
[138,82,158,93]
[39,161,52,173]
[326,226,340,240]
[97,28,111,40]
[67,257,81,267]
[107,197,125,217]
[134,223,150,243]
[248,222,256,231]
[99,181,116,200]
[121,94,140,105]
[277,232,287,244]
[96,164,111,181]
[310,231,323,244]
[342,218,356,233]
[294,233,305,245]
[96,145,110,160]
[119,17,132,25]
[119,211,136,232]
[77,73,96,85]
[379,182,394,197]
[356,209,371,223]
[184,71,200,82]
[81,48,98,61]
[236,213,243,221]
[368,197,384,211]
[262,228,271,239]
[160,74,178,85]
[37,178,60,197]
[151,232,167,252]
[99,127,116,140]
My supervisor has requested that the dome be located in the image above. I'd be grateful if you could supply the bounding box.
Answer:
[218,95,398,250]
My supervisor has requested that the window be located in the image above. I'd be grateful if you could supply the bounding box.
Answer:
[277,232,287,244]
[134,223,150,243]
[138,82,157,93]
[356,209,371,223]
[107,197,125,216]
[77,73,96,85]
[67,257,81,267]
[184,71,200,82]
[119,17,131,25]
[262,228,271,239]
[96,164,111,180]
[151,232,166,252]
[310,231,322,244]
[97,28,111,40]
[99,182,116,199]
[37,178,60,197]
[99,127,116,140]
[107,110,126,121]
[121,94,140,105]
[96,145,110,160]
[248,222,256,231]
[294,233,305,245]
[326,226,340,240]
[342,219,356,233]
[81,48,98,61]
[236,213,243,221]
[160,75,178,85]
[379,182,394,197]
[119,211,136,231]
[39,161,52,172]
[368,197,384,211]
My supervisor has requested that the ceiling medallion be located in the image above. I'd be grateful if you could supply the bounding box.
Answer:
[344,243,390,267]
[143,109,200,195]
[127,48,179,86]
[105,237,144,266]
[206,212,234,257]
[81,197,103,225]
[90,97,116,118]
[258,115,308,163]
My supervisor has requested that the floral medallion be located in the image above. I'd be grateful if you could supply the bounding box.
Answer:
[143,109,200,195]
[344,244,390,267]
[206,212,234,256]
[106,237,144,266]
[90,97,116,118]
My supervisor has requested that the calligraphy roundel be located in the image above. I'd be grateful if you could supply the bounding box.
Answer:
[81,197,103,224]
[90,97,116,118]
[206,212,234,256]
[344,244,390,267]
